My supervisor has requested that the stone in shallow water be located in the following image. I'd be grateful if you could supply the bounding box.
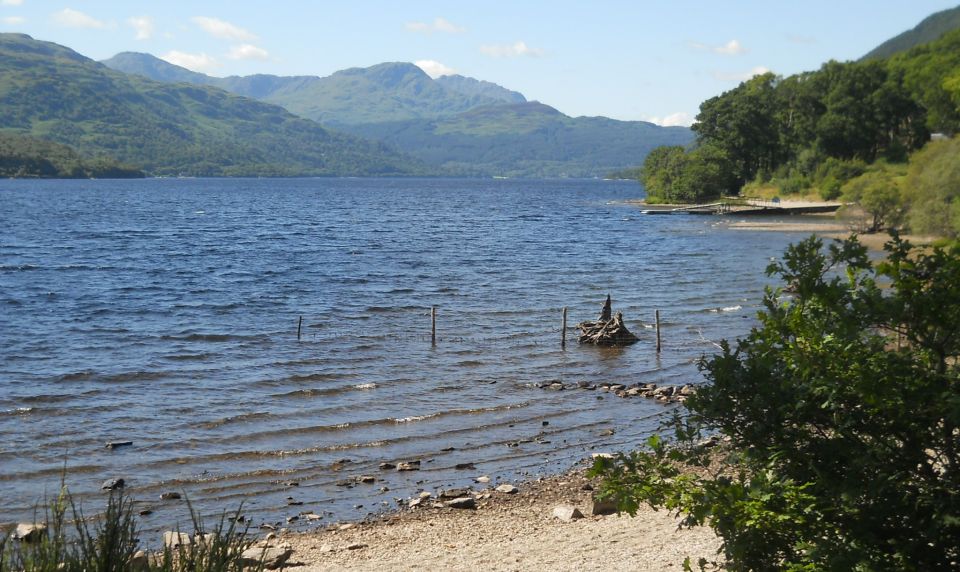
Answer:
[101,478,124,490]
[14,523,46,542]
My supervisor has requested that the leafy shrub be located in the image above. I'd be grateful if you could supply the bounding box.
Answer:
[591,234,960,570]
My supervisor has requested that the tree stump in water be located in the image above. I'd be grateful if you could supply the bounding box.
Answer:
[577,296,639,346]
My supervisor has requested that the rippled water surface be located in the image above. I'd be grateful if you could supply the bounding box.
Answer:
[0,178,836,532]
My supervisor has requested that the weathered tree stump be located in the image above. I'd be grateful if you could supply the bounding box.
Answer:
[577,296,639,346]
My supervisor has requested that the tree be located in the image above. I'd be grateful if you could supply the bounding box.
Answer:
[591,235,960,571]
[842,170,904,232]
[693,73,783,188]
[640,144,736,204]
[903,137,960,236]
[641,145,687,203]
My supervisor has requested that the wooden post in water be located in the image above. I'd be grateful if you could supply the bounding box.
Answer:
[297,315,303,341]
[655,310,662,353]
[431,306,437,346]
[561,307,568,348]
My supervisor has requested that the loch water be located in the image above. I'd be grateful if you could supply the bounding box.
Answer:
[0,177,838,532]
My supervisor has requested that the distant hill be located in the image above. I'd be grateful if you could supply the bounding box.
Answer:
[0,34,420,177]
[103,54,516,125]
[103,52,693,177]
[344,102,694,178]
[863,5,960,60]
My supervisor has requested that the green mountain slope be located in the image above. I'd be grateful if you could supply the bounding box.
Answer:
[0,132,143,178]
[344,102,694,178]
[103,51,693,177]
[1,34,419,177]
[102,54,514,126]
[266,62,514,126]
[434,75,526,104]
[863,5,960,60]
[102,52,315,100]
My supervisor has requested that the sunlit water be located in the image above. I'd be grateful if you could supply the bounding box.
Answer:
[0,177,839,534]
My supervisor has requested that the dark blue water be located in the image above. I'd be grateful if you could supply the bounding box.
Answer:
[0,177,837,533]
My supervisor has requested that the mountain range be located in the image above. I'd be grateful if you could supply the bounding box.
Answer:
[101,53,693,177]
[0,33,419,177]
[6,3,959,180]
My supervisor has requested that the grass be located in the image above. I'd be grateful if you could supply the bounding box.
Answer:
[0,486,264,572]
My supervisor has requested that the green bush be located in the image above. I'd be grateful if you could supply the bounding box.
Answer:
[591,234,960,570]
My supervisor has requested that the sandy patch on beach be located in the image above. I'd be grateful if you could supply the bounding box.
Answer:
[282,468,721,571]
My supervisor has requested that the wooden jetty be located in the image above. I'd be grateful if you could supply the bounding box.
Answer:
[642,199,841,216]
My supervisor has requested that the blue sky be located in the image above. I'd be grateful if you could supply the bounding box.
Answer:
[1,1,957,125]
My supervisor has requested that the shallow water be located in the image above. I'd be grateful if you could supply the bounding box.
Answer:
[0,177,838,533]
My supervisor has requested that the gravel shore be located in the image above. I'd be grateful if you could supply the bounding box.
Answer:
[279,465,721,571]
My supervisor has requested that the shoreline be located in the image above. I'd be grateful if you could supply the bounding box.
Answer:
[627,198,937,251]
[275,460,721,571]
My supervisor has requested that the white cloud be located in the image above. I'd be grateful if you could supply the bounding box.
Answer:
[660,112,694,127]
[406,17,465,34]
[161,50,219,73]
[227,43,269,61]
[53,8,107,29]
[1,0,24,5]
[713,66,771,82]
[713,39,746,55]
[691,39,747,56]
[2,16,24,25]
[479,41,544,58]
[643,112,694,127]
[128,16,153,40]
[191,16,256,41]
[415,59,455,78]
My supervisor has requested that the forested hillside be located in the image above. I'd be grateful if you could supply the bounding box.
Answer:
[862,5,960,60]
[640,26,960,237]
[0,132,143,178]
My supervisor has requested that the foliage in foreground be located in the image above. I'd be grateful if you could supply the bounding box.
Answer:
[591,234,960,571]
[0,487,262,572]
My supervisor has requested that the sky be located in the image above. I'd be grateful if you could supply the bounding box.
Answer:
[1,1,958,126]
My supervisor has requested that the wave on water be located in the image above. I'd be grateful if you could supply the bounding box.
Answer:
[1,407,34,417]
[272,383,377,399]
[199,411,275,429]
[365,305,424,313]
[56,370,97,382]
[163,352,213,362]
[707,305,742,313]
[160,333,262,343]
